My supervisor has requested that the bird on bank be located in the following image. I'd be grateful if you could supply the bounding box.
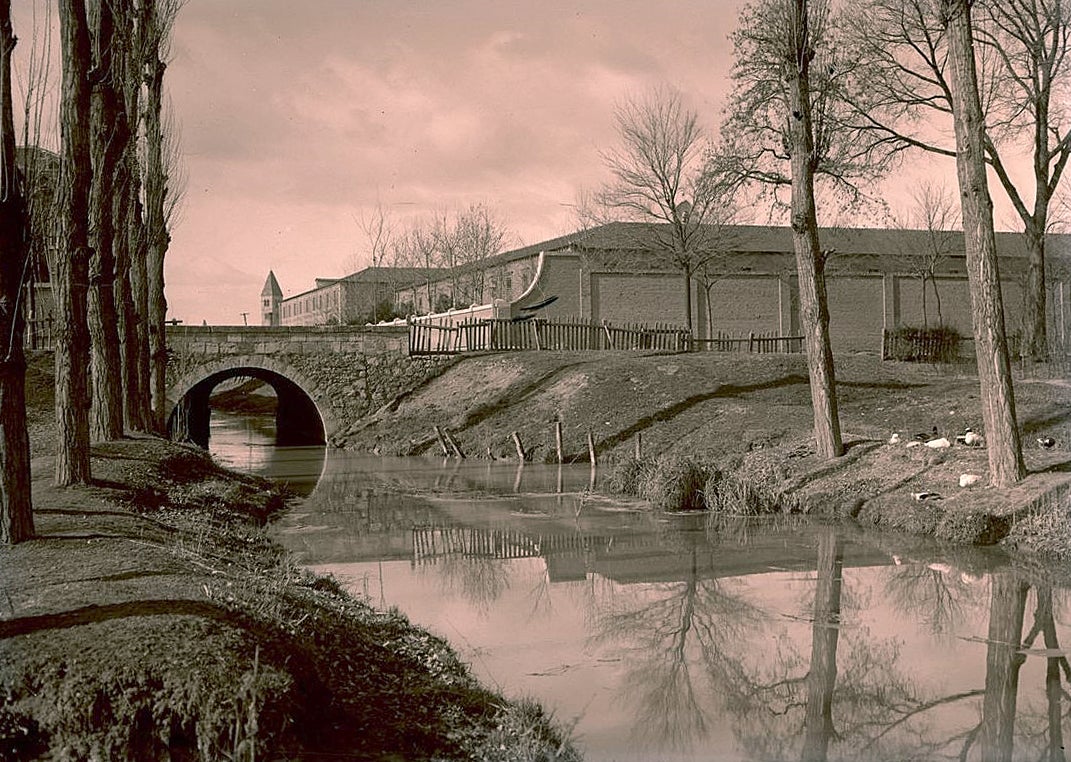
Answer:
[1038,436,1057,450]
[925,436,952,449]
[955,428,984,447]
[914,426,939,442]
[913,491,943,502]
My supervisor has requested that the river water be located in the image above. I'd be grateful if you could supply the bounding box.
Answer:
[210,411,1071,762]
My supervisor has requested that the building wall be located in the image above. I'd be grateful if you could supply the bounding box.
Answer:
[705,277,781,337]
[827,276,885,353]
[590,272,688,327]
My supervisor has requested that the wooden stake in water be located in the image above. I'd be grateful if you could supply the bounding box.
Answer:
[555,420,563,463]
[635,431,643,459]
[433,425,449,456]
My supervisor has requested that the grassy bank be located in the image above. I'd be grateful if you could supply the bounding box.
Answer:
[1,353,580,761]
[341,350,1071,557]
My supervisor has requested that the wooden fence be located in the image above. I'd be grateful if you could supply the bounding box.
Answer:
[409,316,690,355]
[688,331,804,354]
[881,328,962,363]
[409,316,806,357]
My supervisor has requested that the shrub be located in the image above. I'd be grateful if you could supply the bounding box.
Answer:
[885,325,962,363]
[637,455,710,511]
[605,455,651,496]
[706,453,792,515]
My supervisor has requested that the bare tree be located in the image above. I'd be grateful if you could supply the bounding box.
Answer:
[141,0,182,432]
[0,0,34,542]
[848,0,1071,359]
[894,181,961,327]
[112,0,148,432]
[943,0,1026,485]
[722,0,844,458]
[595,86,737,333]
[54,0,93,486]
[87,0,126,441]
[453,202,509,305]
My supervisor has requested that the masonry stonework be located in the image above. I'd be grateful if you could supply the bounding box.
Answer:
[165,326,453,445]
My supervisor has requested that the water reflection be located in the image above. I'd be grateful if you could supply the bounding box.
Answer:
[220,435,1071,762]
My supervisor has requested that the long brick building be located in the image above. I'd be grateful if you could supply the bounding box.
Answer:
[268,223,1071,354]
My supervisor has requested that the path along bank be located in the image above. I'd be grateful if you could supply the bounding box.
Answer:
[1,353,580,761]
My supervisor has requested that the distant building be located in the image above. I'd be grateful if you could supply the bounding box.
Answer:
[265,267,437,327]
[396,222,1071,354]
[261,271,282,326]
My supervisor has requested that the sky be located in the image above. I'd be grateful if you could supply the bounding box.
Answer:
[155,0,747,324]
[12,0,1033,326]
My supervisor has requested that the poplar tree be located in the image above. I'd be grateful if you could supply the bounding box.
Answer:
[0,0,34,542]
[55,0,93,486]
[88,0,126,440]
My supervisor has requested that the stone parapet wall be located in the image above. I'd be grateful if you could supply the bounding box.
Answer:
[165,325,452,445]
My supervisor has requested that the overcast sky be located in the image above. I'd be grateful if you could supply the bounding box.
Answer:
[163,0,753,325]
[14,1,1026,325]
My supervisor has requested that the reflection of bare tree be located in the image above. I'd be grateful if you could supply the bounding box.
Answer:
[1016,584,1071,762]
[979,575,1029,762]
[884,563,982,640]
[431,553,510,615]
[589,546,769,751]
[802,529,842,762]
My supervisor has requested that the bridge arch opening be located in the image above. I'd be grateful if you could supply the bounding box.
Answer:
[168,366,326,449]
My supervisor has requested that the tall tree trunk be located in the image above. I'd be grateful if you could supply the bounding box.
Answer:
[944,0,1025,486]
[88,0,125,441]
[55,0,94,486]
[0,0,34,543]
[1022,219,1047,359]
[683,269,694,334]
[120,29,152,432]
[113,140,144,431]
[801,528,843,762]
[143,48,168,432]
[979,574,1027,762]
[787,0,843,459]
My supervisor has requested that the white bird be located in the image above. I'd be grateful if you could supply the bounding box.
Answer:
[925,437,952,449]
[913,491,944,502]
[888,432,902,445]
[955,428,984,447]
[905,440,922,449]
[959,473,982,488]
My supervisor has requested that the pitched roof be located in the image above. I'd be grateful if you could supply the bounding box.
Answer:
[260,270,282,299]
[488,222,1071,263]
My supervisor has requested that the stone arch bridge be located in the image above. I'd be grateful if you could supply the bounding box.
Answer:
[166,325,448,448]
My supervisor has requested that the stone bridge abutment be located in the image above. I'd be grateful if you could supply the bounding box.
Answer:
[165,325,449,448]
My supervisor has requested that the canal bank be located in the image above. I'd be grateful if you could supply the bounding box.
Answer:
[339,350,1071,556]
[1,353,581,761]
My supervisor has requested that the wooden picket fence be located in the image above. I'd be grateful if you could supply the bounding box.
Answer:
[688,330,804,354]
[409,316,690,355]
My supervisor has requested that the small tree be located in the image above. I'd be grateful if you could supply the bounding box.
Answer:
[453,202,510,305]
[595,86,738,333]
[894,181,960,327]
